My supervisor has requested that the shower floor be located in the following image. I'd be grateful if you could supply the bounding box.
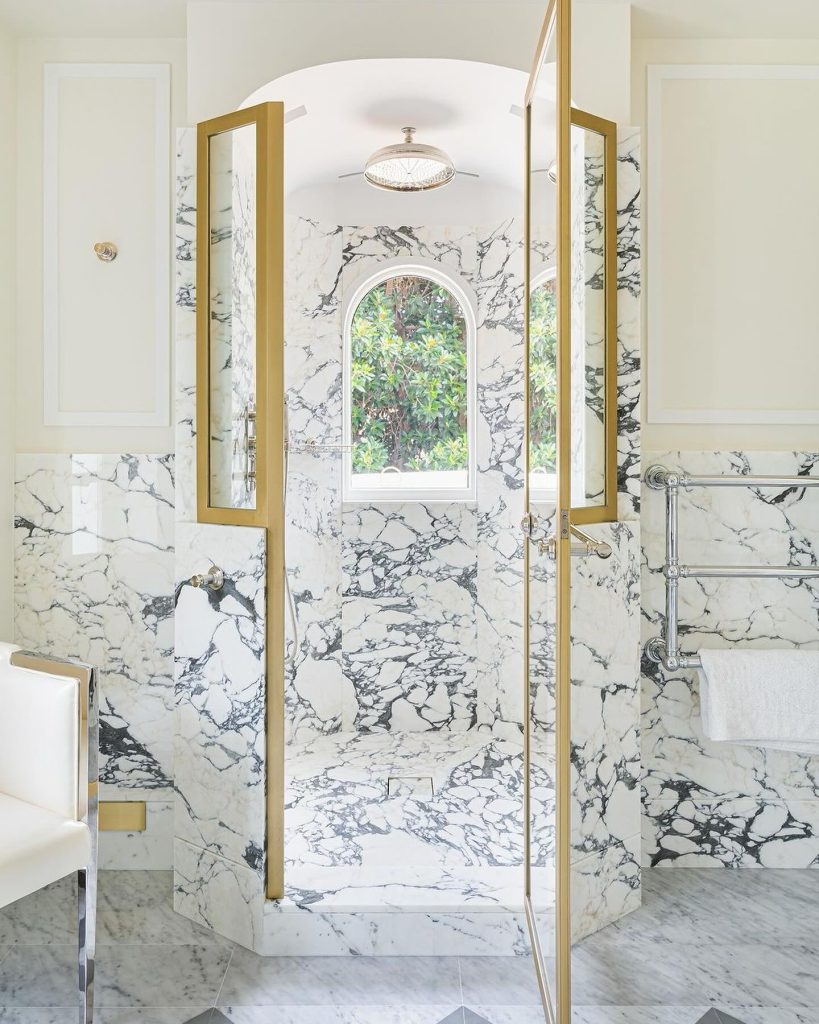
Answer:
[283,730,554,913]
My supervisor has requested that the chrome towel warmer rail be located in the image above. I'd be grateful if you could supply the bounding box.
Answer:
[643,464,819,671]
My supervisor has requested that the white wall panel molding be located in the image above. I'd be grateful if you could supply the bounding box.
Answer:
[646,64,819,425]
[43,62,171,427]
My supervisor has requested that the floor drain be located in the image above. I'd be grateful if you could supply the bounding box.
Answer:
[387,775,435,799]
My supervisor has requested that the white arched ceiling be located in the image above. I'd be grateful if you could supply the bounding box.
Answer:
[242,58,554,221]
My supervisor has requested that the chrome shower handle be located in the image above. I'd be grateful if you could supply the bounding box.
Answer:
[190,565,225,591]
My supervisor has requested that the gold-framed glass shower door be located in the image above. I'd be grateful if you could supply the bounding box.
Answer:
[523,1,572,1021]
[195,101,287,900]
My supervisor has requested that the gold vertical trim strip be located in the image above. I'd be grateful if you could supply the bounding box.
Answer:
[568,107,619,526]
[554,0,573,1017]
[523,1,562,1021]
[522,97,533,911]
[263,101,286,901]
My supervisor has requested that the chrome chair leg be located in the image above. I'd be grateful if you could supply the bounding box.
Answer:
[78,865,96,1023]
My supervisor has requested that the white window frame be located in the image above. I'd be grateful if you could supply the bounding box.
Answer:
[342,259,477,503]
[529,265,558,504]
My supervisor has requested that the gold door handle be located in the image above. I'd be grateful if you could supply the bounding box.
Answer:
[539,530,612,560]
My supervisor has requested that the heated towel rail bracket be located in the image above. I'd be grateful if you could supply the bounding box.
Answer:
[643,464,819,671]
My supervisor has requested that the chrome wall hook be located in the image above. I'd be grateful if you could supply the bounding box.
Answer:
[190,565,225,591]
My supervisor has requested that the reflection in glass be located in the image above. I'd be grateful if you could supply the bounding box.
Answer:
[208,123,258,510]
[527,35,560,1016]
[569,125,607,508]
[529,272,558,496]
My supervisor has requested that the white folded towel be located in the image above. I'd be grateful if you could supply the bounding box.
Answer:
[698,648,819,756]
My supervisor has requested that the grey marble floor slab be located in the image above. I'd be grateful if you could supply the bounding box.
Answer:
[573,932,818,1008]
[1,868,818,1024]
[570,1011,710,1024]
[218,952,462,1006]
[217,1010,460,1024]
[606,869,819,947]
[0,1011,212,1023]
[0,943,233,1007]
[458,957,543,1005]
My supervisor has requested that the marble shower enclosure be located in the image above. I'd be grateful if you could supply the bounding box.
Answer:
[641,450,819,868]
[170,125,644,949]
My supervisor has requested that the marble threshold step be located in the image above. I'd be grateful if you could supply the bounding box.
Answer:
[256,865,555,956]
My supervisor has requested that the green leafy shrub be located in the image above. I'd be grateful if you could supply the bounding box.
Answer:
[350,275,468,473]
[529,278,557,473]
[349,272,558,477]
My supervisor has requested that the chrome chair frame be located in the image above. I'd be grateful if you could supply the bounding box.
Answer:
[10,651,99,1024]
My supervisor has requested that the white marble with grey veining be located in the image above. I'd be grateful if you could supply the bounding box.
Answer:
[175,127,197,525]
[615,130,641,522]
[14,453,175,790]
[174,522,267,873]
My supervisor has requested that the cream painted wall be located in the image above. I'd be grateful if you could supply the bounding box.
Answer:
[186,0,632,125]
[15,37,186,453]
[186,2,546,122]
[573,3,631,124]
[633,37,819,451]
[0,24,15,637]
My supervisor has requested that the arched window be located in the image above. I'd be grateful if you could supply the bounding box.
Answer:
[343,265,476,501]
[529,268,557,499]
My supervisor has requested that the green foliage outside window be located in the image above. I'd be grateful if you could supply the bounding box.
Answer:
[529,278,558,473]
[349,272,558,478]
[350,275,468,474]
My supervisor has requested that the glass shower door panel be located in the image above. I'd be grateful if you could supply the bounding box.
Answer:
[524,0,572,1021]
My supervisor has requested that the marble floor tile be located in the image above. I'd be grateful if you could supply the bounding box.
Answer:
[572,933,819,1008]
[218,1008,461,1023]
[469,1011,549,1024]
[716,1012,819,1024]
[604,869,819,946]
[0,879,75,945]
[0,944,233,1008]
[97,871,233,946]
[0,872,229,949]
[570,1010,710,1024]
[0,1011,213,1024]
[458,956,542,1005]
[218,953,462,1006]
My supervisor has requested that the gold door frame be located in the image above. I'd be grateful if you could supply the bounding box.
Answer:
[195,101,286,899]
[523,0,572,1021]
[569,107,618,526]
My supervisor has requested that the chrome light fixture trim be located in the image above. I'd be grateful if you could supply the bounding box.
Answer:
[364,127,455,192]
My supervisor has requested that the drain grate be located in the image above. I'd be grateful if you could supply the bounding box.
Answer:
[387,775,435,799]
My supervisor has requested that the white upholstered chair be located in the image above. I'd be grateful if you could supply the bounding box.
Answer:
[0,641,99,1023]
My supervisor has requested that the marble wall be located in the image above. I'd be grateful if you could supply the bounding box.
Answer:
[14,452,175,867]
[285,218,526,741]
[641,450,819,867]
